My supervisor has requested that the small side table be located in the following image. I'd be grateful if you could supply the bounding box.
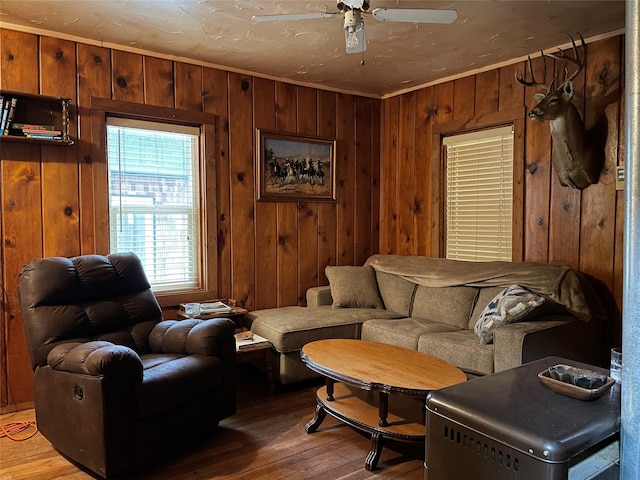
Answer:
[235,333,275,392]
[177,300,248,331]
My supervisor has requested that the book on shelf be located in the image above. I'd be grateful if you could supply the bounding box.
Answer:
[3,97,17,135]
[234,331,270,351]
[0,97,8,133]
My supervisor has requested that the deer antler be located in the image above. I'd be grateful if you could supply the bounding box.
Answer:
[545,33,585,84]
[515,53,556,93]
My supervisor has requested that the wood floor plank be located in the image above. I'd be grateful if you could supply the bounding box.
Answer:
[0,366,425,479]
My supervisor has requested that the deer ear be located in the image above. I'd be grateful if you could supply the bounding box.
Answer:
[562,81,575,99]
[533,93,545,102]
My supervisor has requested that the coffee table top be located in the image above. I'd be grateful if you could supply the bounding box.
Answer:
[301,339,466,396]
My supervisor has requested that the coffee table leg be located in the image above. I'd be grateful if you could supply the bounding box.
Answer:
[326,378,334,401]
[365,431,384,471]
[305,402,327,434]
[378,392,389,427]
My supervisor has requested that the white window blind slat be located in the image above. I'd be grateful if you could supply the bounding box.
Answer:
[445,126,514,262]
[107,119,202,292]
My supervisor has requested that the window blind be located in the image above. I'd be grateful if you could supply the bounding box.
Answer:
[106,117,201,291]
[444,126,514,262]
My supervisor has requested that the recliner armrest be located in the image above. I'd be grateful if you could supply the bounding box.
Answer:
[149,318,236,356]
[47,340,143,382]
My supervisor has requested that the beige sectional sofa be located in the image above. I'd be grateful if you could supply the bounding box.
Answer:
[245,255,606,384]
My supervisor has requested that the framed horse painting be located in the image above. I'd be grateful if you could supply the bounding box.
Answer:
[256,129,336,202]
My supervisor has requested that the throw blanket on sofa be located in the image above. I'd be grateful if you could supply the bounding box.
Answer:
[365,255,604,322]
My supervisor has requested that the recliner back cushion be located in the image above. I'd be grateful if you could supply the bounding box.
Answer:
[411,285,478,329]
[19,253,163,367]
[374,271,417,317]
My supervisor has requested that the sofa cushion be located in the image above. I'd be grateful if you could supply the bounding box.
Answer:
[418,330,495,375]
[411,285,478,329]
[362,318,460,350]
[474,285,545,345]
[326,265,384,309]
[375,271,417,316]
[246,306,398,353]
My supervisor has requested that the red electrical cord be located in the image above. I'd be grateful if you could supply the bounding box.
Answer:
[0,421,38,441]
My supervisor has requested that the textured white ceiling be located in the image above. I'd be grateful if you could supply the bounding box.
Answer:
[0,1,626,97]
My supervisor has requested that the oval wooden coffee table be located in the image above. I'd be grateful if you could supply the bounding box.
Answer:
[300,339,466,471]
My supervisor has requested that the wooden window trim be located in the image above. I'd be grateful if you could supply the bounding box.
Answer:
[89,97,218,307]
[431,107,525,261]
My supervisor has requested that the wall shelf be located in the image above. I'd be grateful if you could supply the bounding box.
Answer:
[0,90,73,146]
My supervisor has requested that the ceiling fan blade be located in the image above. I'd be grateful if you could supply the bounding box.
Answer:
[371,8,457,24]
[252,12,335,22]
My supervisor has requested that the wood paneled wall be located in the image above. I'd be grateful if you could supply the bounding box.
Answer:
[0,29,380,409]
[0,28,625,410]
[380,34,625,349]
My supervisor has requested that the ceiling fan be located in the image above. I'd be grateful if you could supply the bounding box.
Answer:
[251,0,457,54]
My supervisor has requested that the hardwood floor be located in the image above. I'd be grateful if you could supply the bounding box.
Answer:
[0,365,425,480]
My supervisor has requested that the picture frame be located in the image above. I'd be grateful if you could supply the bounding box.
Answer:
[256,129,336,202]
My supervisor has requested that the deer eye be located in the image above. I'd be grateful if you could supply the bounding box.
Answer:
[550,97,559,104]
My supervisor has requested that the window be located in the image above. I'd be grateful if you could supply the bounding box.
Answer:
[107,117,202,292]
[444,126,514,262]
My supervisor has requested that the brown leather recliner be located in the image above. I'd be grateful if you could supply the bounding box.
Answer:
[18,253,236,478]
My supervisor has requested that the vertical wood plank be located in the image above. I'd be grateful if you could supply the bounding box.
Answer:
[336,93,355,265]
[203,68,231,299]
[414,87,435,257]
[522,56,553,262]
[397,91,416,255]
[39,36,80,258]
[498,63,524,111]
[453,76,476,120]
[296,86,319,303]
[0,30,38,93]
[579,36,621,289]
[354,96,373,264]
[548,49,587,268]
[77,44,111,255]
[275,82,298,306]
[111,50,143,103]
[1,30,41,407]
[370,98,381,256]
[317,90,337,283]
[252,77,277,308]
[431,81,454,255]
[380,97,399,254]
[144,56,174,107]
[175,62,202,112]
[1,144,43,406]
[227,73,255,308]
[474,70,499,115]
[612,40,626,347]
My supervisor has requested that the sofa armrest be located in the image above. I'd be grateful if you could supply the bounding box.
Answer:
[149,318,236,356]
[493,314,603,372]
[306,286,333,307]
[47,340,143,382]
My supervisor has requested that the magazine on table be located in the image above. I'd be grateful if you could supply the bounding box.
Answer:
[199,301,234,314]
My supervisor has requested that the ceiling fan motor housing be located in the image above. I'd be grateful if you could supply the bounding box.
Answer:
[337,0,370,12]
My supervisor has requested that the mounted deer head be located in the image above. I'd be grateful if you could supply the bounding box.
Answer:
[516,33,604,189]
